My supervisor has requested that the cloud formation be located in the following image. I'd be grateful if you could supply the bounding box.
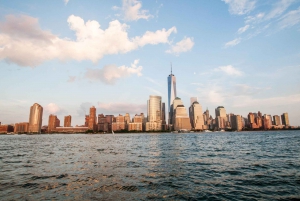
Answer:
[278,6,300,29]
[114,0,153,21]
[225,38,241,47]
[85,59,142,84]
[222,0,256,15]
[64,0,69,5]
[45,103,61,114]
[238,24,250,34]
[0,14,176,67]
[214,65,243,76]
[166,37,194,54]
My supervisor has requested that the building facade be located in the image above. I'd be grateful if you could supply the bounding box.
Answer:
[189,101,204,130]
[281,113,289,126]
[28,103,43,133]
[64,115,72,127]
[168,69,177,125]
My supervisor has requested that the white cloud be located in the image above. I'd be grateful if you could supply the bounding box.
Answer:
[120,0,153,21]
[266,0,295,20]
[45,103,61,114]
[64,0,69,5]
[224,38,241,47]
[238,24,250,34]
[84,59,142,84]
[245,12,265,24]
[0,14,177,67]
[214,65,243,76]
[278,6,300,29]
[222,0,256,15]
[166,37,194,54]
[98,102,146,114]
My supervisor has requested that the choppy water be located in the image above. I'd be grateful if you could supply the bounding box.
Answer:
[1,131,300,200]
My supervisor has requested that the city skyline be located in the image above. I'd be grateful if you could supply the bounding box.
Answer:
[0,0,300,126]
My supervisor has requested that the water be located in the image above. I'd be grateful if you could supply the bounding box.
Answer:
[1,131,300,200]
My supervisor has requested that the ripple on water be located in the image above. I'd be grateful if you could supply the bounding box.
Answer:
[0,131,300,200]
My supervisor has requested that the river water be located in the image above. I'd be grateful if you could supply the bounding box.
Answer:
[0,131,300,200]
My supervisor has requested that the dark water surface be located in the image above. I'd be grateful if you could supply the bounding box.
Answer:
[1,131,300,200]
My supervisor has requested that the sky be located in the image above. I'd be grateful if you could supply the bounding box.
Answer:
[0,0,300,126]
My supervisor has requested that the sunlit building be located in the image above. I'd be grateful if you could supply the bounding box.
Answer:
[231,115,243,131]
[168,67,177,126]
[146,95,162,131]
[28,103,43,134]
[215,106,227,130]
[273,115,281,126]
[48,114,59,133]
[14,122,29,133]
[172,97,191,131]
[88,106,97,132]
[64,115,72,127]
[281,113,289,126]
[189,101,204,130]
[112,114,125,131]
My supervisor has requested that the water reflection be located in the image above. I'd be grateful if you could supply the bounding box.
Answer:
[0,131,300,200]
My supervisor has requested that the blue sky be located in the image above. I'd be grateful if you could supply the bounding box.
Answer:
[0,0,299,126]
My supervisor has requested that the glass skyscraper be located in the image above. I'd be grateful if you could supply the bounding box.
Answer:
[168,68,177,125]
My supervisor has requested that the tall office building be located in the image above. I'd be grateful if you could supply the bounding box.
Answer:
[88,106,97,132]
[146,95,162,131]
[48,114,58,133]
[28,103,43,133]
[168,67,177,125]
[189,101,204,130]
[231,115,243,131]
[281,113,289,126]
[64,115,72,127]
[172,97,191,131]
[215,106,227,129]
[273,115,281,126]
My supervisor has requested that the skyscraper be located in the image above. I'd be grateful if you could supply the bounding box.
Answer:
[172,97,191,131]
[281,113,289,126]
[64,115,72,127]
[48,114,58,133]
[215,106,227,129]
[273,115,281,126]
[88,106,97,132]
[168,66,177,125]
[28,103,43,133]
[189,101,204,130]
[146,95,162,131]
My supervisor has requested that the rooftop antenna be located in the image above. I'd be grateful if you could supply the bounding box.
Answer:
[171,62,172,75]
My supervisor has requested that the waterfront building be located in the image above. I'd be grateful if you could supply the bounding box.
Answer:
[28,103,43,134]
[172,97,191,131]
[0,124,14,134]
[55,117,60,127]
[112,114,125,131]
[273,115,281,126]
[281,113,289,126]
[98,114,109,132]
[231,115,243,131]
[128,113,144,131]
[215,106,227,130]
[88,106,97,132]
[14,122,29,133]
[189,101,204,130]
[262,116,271,129]
[105,115,115,132]
[85,115,89,127]
[146,95,162,131]
[248,113,255,124]
[168,67,177,126]
[48,114,59,133]
[64,115,72,127]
